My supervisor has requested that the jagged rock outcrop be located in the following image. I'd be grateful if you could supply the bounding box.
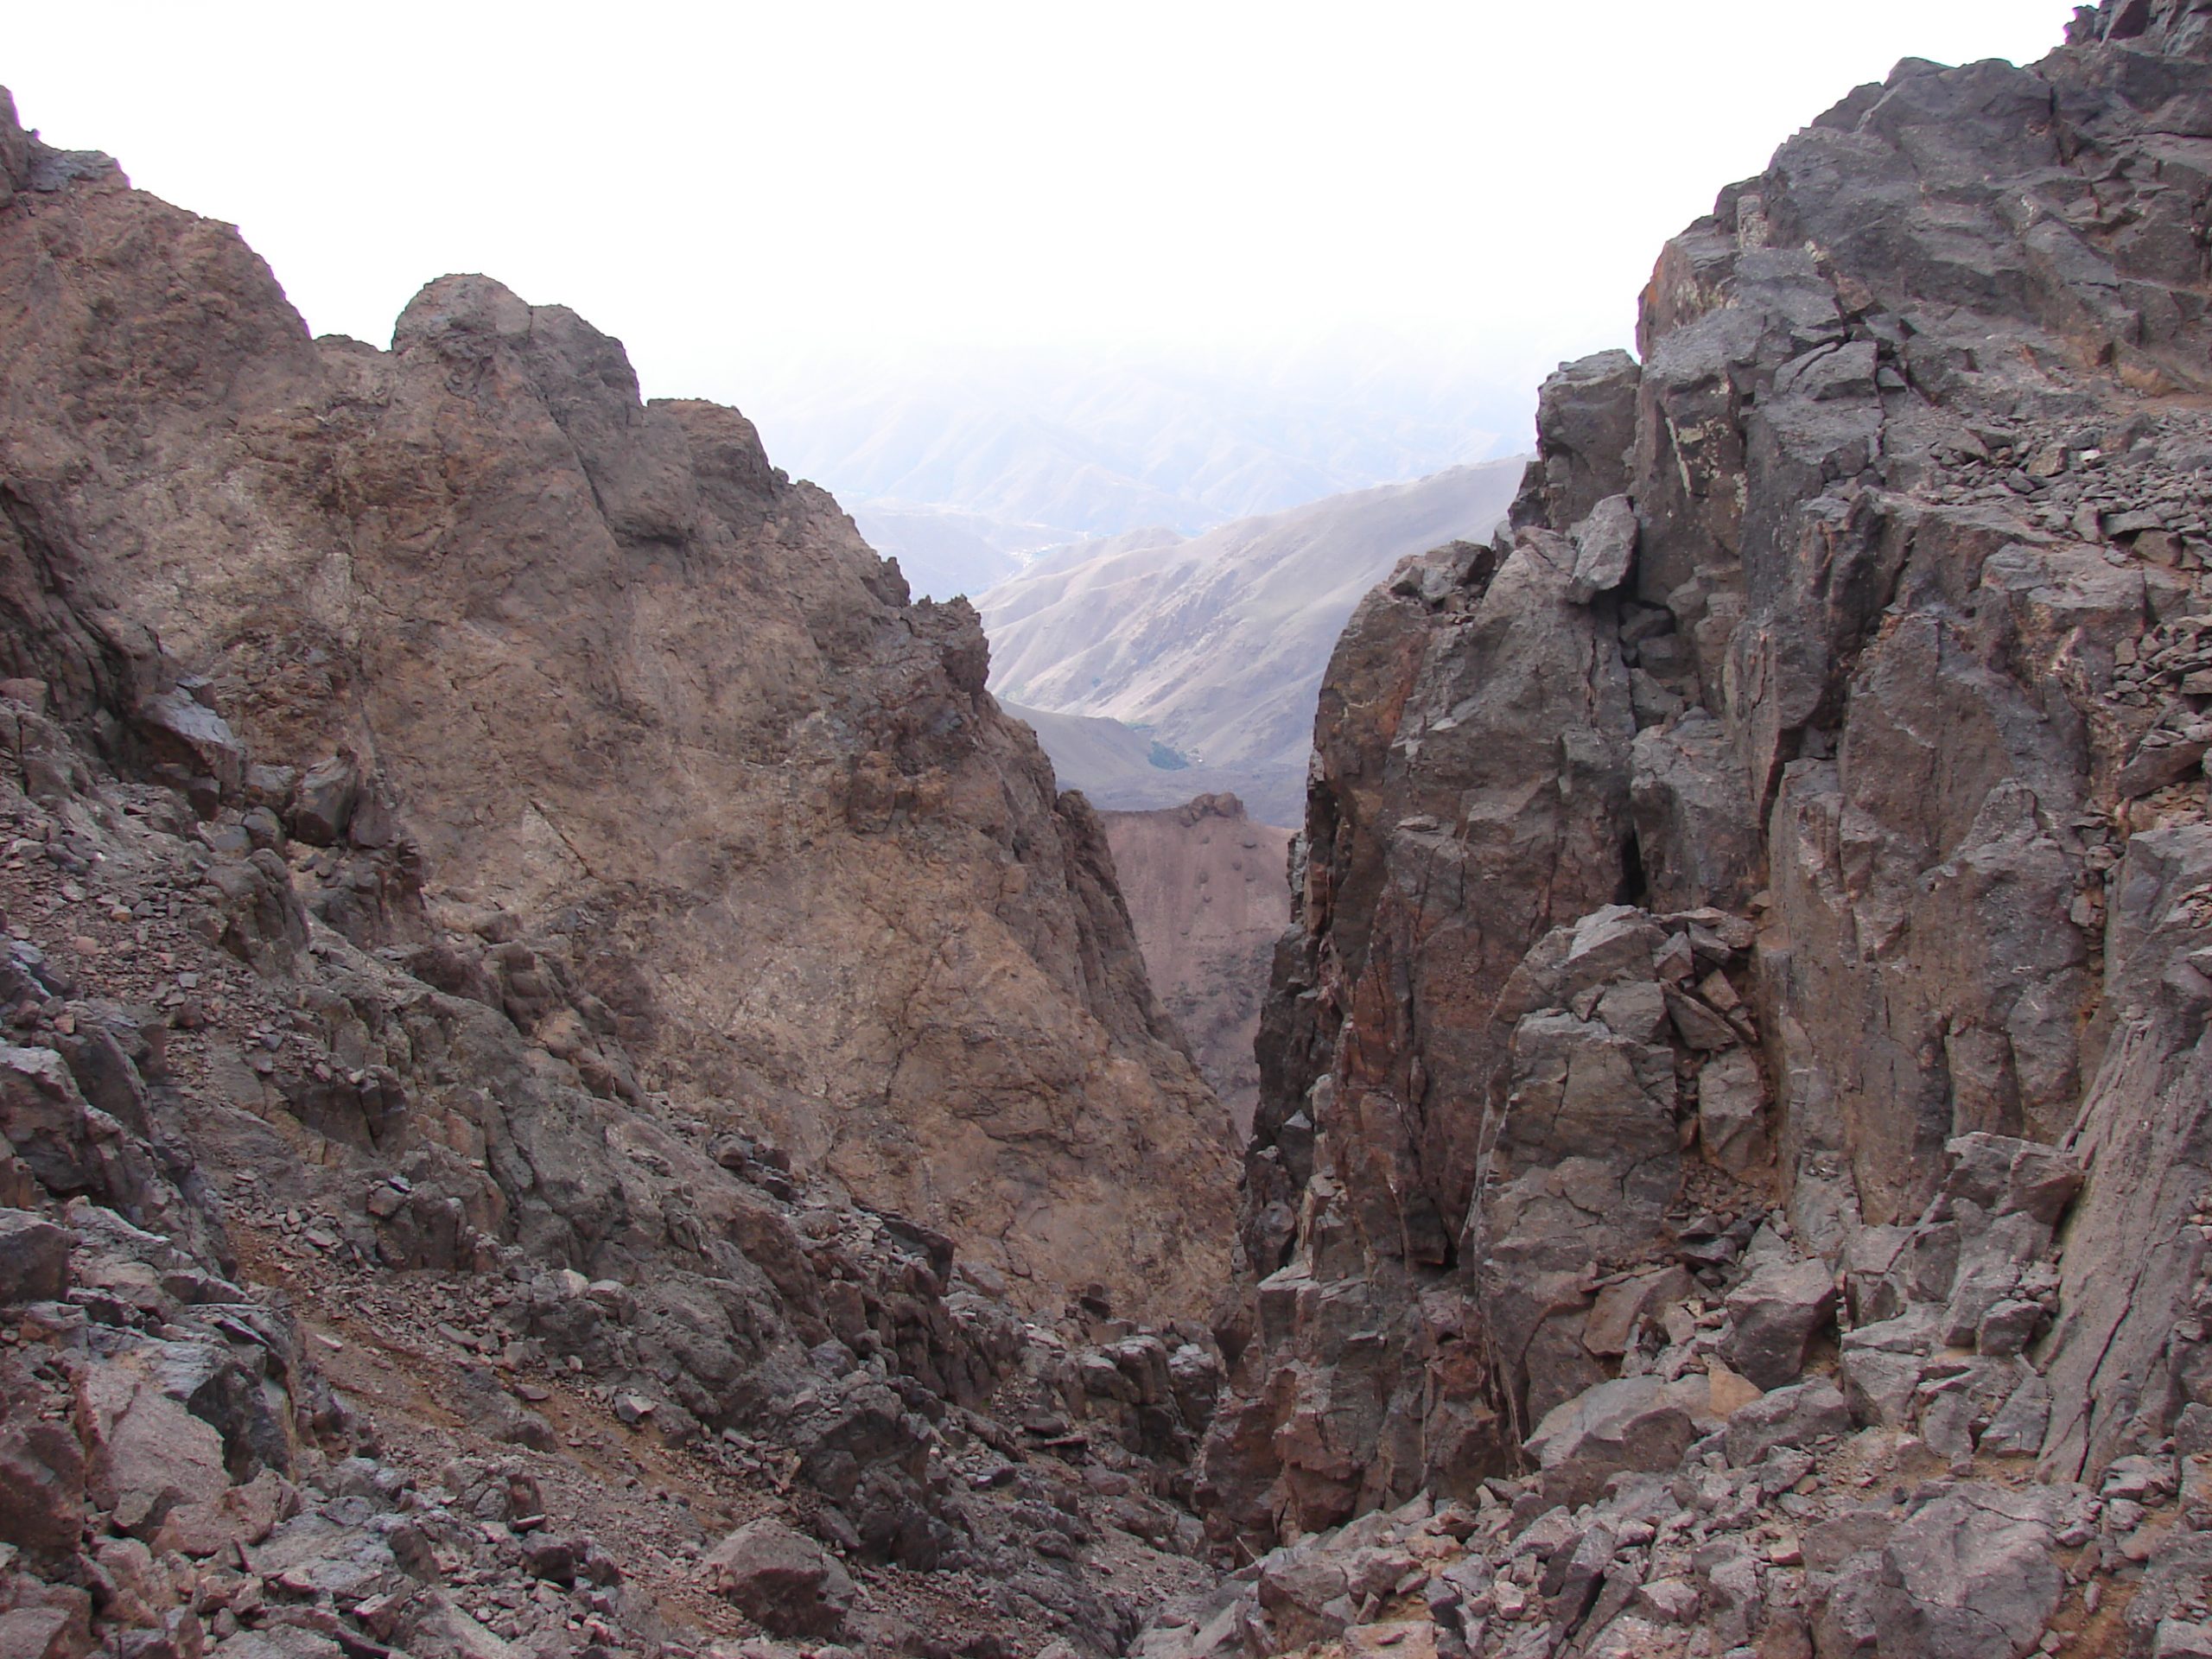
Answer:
[0,90,1234,1323]
[1194,3,2212,1653]
[0,85,1247,1659]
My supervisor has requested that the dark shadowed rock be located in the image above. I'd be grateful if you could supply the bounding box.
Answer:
[0,1421,84,1551]
[0,1211,67,1304]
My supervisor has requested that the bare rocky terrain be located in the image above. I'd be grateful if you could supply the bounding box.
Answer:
[0,84,1240,1659]
[1097,799,1294,1140]
[4,3,2212,1659]
[0,108,1236,1325]
[1167,4,2212,1656]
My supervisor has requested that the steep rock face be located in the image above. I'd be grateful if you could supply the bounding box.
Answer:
[1204,0,2212,1563]
[1099,795,1294,1138]
[0,97,1234,1321]
[0,90,1251,1659]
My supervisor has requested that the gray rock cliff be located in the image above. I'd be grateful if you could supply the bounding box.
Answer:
[1179,3,2212,1654]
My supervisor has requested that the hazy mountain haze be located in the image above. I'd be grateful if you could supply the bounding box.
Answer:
[7,3,2075,516]
[772,346,1536,590]
[982,460,1527,823]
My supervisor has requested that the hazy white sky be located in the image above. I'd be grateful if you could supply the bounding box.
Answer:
[8,2,2080,414]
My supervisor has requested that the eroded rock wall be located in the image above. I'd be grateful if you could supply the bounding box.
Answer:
[1205,0,2212,1576]
[0,94,1235,1323]
[1100,795,1294,1138]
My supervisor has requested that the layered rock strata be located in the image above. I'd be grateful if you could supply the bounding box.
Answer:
[1196,2,2212,1652]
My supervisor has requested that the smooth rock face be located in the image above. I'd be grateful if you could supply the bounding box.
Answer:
[1202,2,2212,1608]
[1100,795,1293,1138]
[0,113,1234,1320]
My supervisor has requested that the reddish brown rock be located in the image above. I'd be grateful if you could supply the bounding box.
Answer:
[702,1516,854,1637]
[0,104,1232,1319]
[1204,0,2212,1565]
[0,1422,83,1552]
[1100,794,1292,1139]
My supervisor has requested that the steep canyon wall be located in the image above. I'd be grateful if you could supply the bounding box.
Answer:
[1204,0,2212,1556]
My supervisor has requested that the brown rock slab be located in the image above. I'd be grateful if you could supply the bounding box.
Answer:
[1721,1259,1837,1389]
[0,1421,84,1551]
[701,1517,854,1638]
[0,1210,68,1305]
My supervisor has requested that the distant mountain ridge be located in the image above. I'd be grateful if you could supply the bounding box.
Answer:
[743,353,1535,597]
[980,459,1527,824]
[842,499,1045,601]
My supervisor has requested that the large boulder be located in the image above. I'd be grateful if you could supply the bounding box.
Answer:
[1723,1378,1849,1467]
[0,1210,68,1304]
[1721,1258,1837,1389]
[0,1421,85,1551]
[1524,1376,1701,1509]
[76,1352,231,1519]
[1851,1489,2063,1658]
[130,688,245,804]
[0,1605,87,1659]
[700,1517,855,1638]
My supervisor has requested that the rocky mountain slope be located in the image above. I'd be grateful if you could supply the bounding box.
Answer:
[979,462,1525,827]
[0,86,1249,1659]
[16,2,2212,1656]
[0,100,1236,1324]
[1168,3,2212,1655]
[1097,798,1294,1139]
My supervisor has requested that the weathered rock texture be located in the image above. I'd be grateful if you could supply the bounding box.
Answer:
[0,92,1234,1322]
[1190,3,2212,1654]
[0,84,1249,1659]
[1100,796,1294,1137]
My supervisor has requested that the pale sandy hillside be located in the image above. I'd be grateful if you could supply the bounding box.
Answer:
[980,460,1525,824]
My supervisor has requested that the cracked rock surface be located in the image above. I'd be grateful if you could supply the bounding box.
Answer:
[0,97,1235,1327]
[1180,3,2212,1654]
